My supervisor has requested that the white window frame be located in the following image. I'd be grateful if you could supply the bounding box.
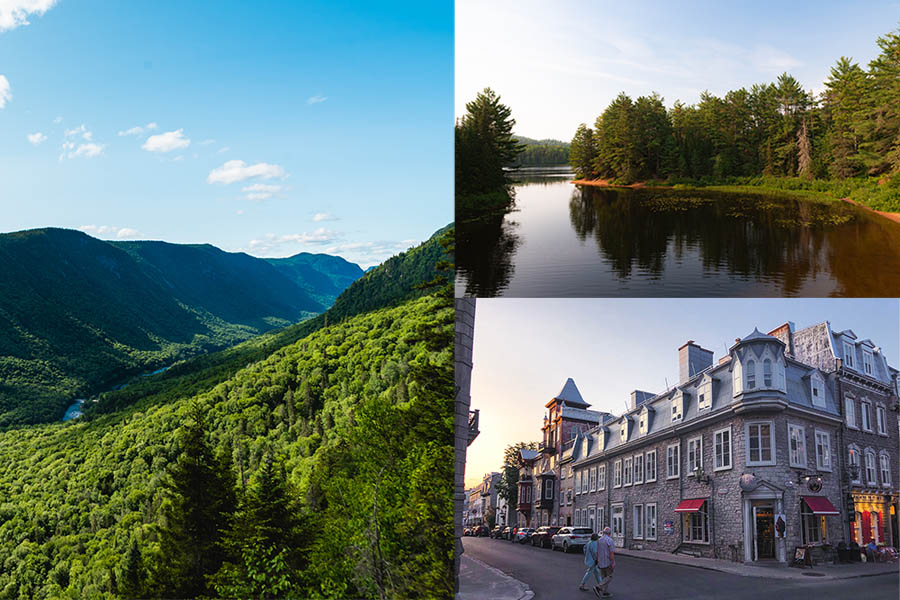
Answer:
[590,466,597,492]
[623,457,633,486]
[862,350,873,376]
[598,506,606,531]
[645,503,657,541]
[645,449,657,482]
[810,374,825,408]
[845,396,857,429]
[671,394,683,422]
[588,505,597,533]
[698,377,712,411]
[633,453,644,484]
[620,418,629,442]
[639,408,648,434]
[788,423,806,468]
[745,421,776,466]
[865,450,877,485]
[880,452,892,487]
[847,444,862,484]
[687,436,703,476]
[844,342,856,370]
[682,500,709,544]
[763,359,773,387]
[861,401,872,432]
[814,429,831,471]
[633,503,644,539]
[713,426,732,471]
[746,359,757,389]
[614,459,622,488]
[598,464,607,491]
[876,405,887,435]
[575,471,581,495]
[666,443,680,479]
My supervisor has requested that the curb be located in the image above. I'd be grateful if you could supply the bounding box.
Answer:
[465,555,535,600]
[617,549,898,581]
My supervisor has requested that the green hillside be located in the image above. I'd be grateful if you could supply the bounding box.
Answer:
[0,260,454,598]
[513,135,570,166]
[0,229,352,426]
[265,252,363,307]
[83,225,453,419]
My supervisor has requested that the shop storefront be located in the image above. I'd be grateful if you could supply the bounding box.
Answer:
[850,492,896,547]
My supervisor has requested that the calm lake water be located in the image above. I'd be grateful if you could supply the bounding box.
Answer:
[61,365,172,421]
[456,174,900,297]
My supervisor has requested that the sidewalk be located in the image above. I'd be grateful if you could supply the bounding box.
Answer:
[615,546,899,580]
[456,554,534,600]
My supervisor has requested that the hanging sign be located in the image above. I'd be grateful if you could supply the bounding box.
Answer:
[774,514,786,538]
[663,520,674,535]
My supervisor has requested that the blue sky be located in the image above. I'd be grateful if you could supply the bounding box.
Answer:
[465,298,899,486]
[457,0,900,140]
[0,0,452,267]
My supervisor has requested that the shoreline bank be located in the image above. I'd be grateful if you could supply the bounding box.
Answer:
[571,178,900,224]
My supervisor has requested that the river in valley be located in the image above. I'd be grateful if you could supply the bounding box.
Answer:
[455,172,900,297]
[61,365,172,421]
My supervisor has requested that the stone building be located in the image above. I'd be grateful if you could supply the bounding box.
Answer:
[571,330,854,564]
[772,321,899,548]
[534,378,609,527]
[515,448,540,527]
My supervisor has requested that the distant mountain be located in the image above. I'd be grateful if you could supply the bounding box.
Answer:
[265,252,363,307]
[0,228,354,425]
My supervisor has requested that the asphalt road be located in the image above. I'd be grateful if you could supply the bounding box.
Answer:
[462,536,899,600]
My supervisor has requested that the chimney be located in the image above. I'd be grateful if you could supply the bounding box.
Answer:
[678,340,714,384]
[630,390,654,410]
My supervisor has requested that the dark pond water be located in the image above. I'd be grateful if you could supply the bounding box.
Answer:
[455,176,900,297]
[61,365,172,421]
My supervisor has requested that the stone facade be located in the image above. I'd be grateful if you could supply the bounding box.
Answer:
[570,329,861,564]
[453,299,476,586]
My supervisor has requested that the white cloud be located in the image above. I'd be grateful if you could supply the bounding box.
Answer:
[307,95,328,104]
[236,209,244,215]
[217,146,230,154]
[313,212,337,222]
[0,75,10,108]
[751,45,803,74]
[142,128,190,152]
[27,131,46,145]
[60,140,104,160]
[242,183,283,201]
[245,228,343,255]
[207,159,286,184]
[79,225,142,239]
[64,124,93,140]
[118,122,158,137]
[53,115,62,124]
[0,0,58,32]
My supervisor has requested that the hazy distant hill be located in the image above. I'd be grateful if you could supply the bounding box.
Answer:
[265,252,363,307]
[0,228,359,425]
[513,135,570,166]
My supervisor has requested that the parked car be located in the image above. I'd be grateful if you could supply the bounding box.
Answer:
[477,525,491,537]
[551,527,593,552]
[490,525,504,538]
[501,526,513,540]
[530,526,561,548]
[515,527,536,543]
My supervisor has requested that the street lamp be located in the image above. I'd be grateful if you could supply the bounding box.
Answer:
[693,466,710,484]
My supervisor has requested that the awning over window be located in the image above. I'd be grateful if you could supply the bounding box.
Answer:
[675,498,707,513]
[802,496,839,516]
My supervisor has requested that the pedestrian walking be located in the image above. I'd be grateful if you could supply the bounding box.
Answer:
[578,533,601,591]
[593,526,615,597]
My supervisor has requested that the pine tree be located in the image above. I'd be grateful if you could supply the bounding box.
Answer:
[149,402,237,598]
[569,124,595,179]
[797,119,812,179]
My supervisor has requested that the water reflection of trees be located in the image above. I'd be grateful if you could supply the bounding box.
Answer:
[455,195,520,297]
[567,187,900,296]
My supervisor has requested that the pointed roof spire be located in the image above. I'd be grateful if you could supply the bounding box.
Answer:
[548,377,590,408]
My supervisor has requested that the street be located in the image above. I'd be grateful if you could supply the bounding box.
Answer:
[462,536,899,600]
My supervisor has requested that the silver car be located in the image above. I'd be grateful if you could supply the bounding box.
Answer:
[515,527,535,543]
[551,527,593,552]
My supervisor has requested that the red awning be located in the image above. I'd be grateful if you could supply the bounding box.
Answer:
[802,496,839,516]
[675,499,707,513]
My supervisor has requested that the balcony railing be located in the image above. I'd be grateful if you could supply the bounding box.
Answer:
[467,409,480,446]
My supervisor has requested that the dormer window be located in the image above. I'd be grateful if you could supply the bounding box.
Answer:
[639,410,647,434]
[862,350,873,376]
[746,360,756,389]
[763,359,772,387]
[671,394,683,422]
[732,359,743,396]
[698,376,712,411]
[620,418,629,442]
[810,373,825,408]
[843,342,856,370]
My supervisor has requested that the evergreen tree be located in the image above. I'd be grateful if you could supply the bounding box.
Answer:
[148,402,237,598]
[569,124,595,178]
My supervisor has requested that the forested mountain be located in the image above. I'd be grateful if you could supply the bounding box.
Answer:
[265,252,363,307]
[0,229,360,426]
[568,25,900,209]
[0,225,454,599]
[512,135,570,166]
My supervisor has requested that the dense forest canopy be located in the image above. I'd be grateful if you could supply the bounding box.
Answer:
[512,136,570,166]
[0,226,454,599]
[0,229,363,426]
[568,25,900,209]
